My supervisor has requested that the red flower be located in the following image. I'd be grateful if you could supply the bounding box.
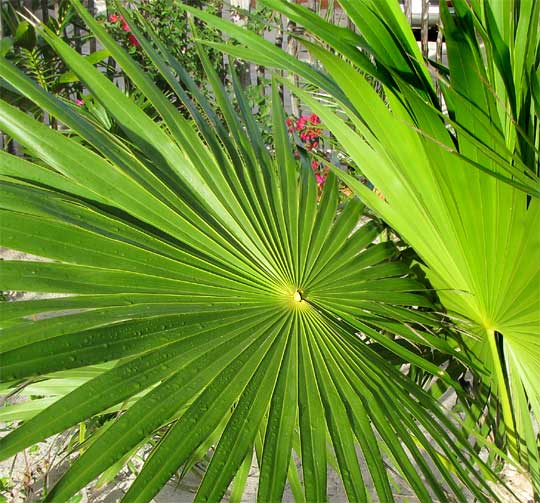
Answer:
[316,173,327,186]
[74,98,84,106]
[120,16,130,32]
[286,117,294,132]
[308,113,320,124]
[295,116,307,130]
[108,13,119,23]
[311,160,319,170]
[310,141,318,149]
[128,34,140,47]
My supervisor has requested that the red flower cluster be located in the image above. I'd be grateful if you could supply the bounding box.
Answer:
[128,34,140,47]
[286,113,321,151]
[316,173,327,187]
[310,160,327,187]
[286,114,327,188]
[108,13,140,47]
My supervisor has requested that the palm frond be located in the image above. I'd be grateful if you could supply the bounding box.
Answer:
[0,2,506,501]
[187,0,539,493]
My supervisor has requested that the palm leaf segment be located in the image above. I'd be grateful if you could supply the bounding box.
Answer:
[0,3,498,502]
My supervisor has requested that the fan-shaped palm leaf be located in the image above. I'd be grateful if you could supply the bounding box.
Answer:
[0,3,502,502]
[184,0,540,493]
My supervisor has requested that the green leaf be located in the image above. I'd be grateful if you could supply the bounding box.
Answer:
[223,0,539,493]
[0,2,508,501]
[14,21,36,50]
[57,49,110,83]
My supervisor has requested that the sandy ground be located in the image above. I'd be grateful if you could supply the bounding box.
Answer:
[0,430,534,502]
[0,248,534,502]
